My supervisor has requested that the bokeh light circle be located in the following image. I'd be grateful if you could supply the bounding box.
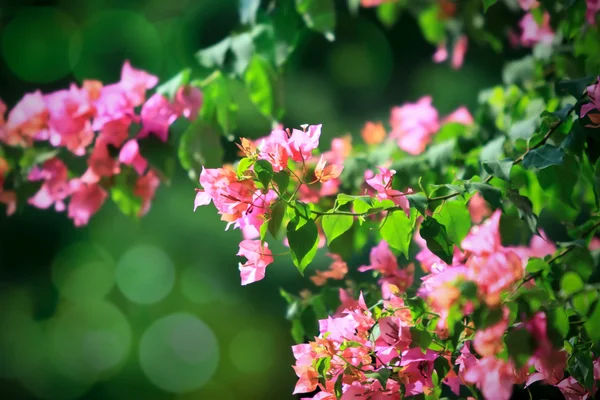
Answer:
[0,312,44,379]
[229,329,275,374]
[48,301,131,384]
[116,244,175,304]
[52,241,116,303]
[180,267,222,305]
[1,7,80,83]
[139,313,219,393]
[71,10,161,81]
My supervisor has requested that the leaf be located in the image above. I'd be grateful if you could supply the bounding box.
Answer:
[230,32,255,76]
[433,357,451,380]
[201,74,238,135]
[291,319,304,343]
[237,158,254,177]
[376,2,403,28]
[479,136,505,162]
[347,0,361,15]
[560,271,584,295]
[334,372,343,399]
[505,329,533,369]
[407,193,428,216]
[410,328,433,350]
[420,218,454,265]
[434,201,471,245]
[594,158,600,209]
[418,5,445,44]
[138,135,176,183]
[427,140,456,168]
[526,258,549,274]
[244,55,281,119]
[465,182,503,208]
[322,214,354,245]
[522,145,565,171]
[254,159,274,189]
[178,119,223,180]
[556,76,594,99]
[273,171,290,193]
[507,190,539,234]
[380,210,413,258]
[287,218,319,274]
[111,170,142,217]
[252,4,300,67]
[568,352,595,392]
[195,37,231,69]
[316,356,331,384]
[482,159,513,182]
[295,0,336,41]
[239,0,260,25]
[584,302,600,342]
[503,56,535,86]
[295,201,312,229]
[508,116,539,143]
[364,368,392,390]
[483,0,498,12]
[549,307,569,339]
[155,69,191,101]
[268,201,286,238]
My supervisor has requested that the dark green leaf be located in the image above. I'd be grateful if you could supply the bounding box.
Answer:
[407,193,428,216]
[522,145,565,171]
[568,352,595,392]
[458,281,478,299]
[268,201,286,238]
[479,136,505,162]
[433,357,451,381]
[273,171,290,193]
[195,37,231,69]
[239,0,260,25]
[584,302,600,341]
[334,372,343,399]
[465,182,503,208]
[178,119,223,180]
[508,116,539,143]
[111,170,142,217]
[434,201,471,245]
[316,356,331,384]
[380,210,413,258]
[482,159,513,182]
[594,158,600,209]
[291,319,304,343]
[322,214,354,245]
[420,218,454,265]
[295,0,336,41]
[410,328,433,350]
[254,159,274,189]
[287,218,319,274]
[244,55,281,119]
[483,0,498,11]
[364,368,391,390]
[138,135,176,183]
[507,190,539,234]
[427,140,456,168]
[295,201,312,229]
[556,76,594,99]
[505,329,533,369]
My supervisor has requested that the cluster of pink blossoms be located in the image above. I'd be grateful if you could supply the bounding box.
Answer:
[0,62,201,225]
[581,77,600,128]
[293,206,600,400]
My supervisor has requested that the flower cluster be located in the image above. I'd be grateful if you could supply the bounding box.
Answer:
[0,62,201,225]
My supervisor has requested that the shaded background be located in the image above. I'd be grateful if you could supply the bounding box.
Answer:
[0,0,511,398]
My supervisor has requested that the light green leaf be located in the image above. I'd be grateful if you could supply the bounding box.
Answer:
[287,218,320,274]
[230,32,255,76]
[364,368,392,390]
[584,302,600,342]
[322,214,354,245]
[295,0,336,41]
[239,0,260,25]
[434,201,470,245]
[483,0,498,12]
[268,200,286,239]
[380,210,413,258]
[418,5,445,44]
[244,55,280,119]
[560,271,584,295]
[407,193,428,216]
[195,37,231,69]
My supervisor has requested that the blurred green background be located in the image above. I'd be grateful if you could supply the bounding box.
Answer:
[0,0,510,398]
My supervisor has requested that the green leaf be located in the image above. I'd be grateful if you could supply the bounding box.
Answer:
[418,5,445,44]
[230,32,255,76]
[560,271,584,295]
[268,201,286,238]
[420,218,454,265]
[410,328,433,350]
[155,69,191,101]
[18,148,59,172]
[433,357,451,380]
[353,199,371,215]
[364,368,391,390]
[482,159,513,182]
[178,119,223,180]
[138,135,176,183]
[549,307,569,339]
[458,281,478,299]
[295,0,336,41]
[334,372,343,399]
[568,352,595,392]
[239,0,260,25]
[201,74,238,135]
[522,145,565,171]
[291,319,305,343]
[110,170,142,217]
[584,302,600,342]
[407,193,428,216]
[287,218,319,274]
[434,201,471,245]
[295,201,312,229]
[594,158,600,209]
[507,190,539,234]
[244,55,281,119]
[505,329,533,369]
[273,171,290,193]
[508,116,539,143]
[556,76,594,99]
[526,258,549,274]
[322,214,354,245]
[254,159,274,189]
[237,157,254,177]
[252,4,300,67]
[573,291,597,315]
[479,136,505,162]
[483,0,498,12]
[465,182,503,208]
[195,37,231,69]
[316,356,331,384]
[380,210,413,258]
[376,2,403,28]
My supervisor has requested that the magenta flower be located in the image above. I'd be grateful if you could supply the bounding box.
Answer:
[463,357,517,400]
[519,12,554,47]
[119,139,148,175]
[2,91,48,146]
[67,179,108,227]
[174,85,203,119]
[389,96,440,155]
[587,0,600,25]
[580,77,600,128]
[135,170,160,216]
[399,348,437,396]
[365,167,410,211]
[237,239,274,285]
[27,158,71,212]
[138,93,180,142]
[289,124,322,162]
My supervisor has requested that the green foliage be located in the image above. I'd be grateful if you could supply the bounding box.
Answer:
[380,210,414,258]
[295,0,336,41]
[322,214,354,245]
[420,217,454,265]
[434,201,471,246]
[287,216,319,274]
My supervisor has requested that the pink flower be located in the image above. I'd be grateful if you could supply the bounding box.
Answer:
[463,357,516,400]
[0,157,16,216]
[237,239,274,285]
[442,106,474,126]
[580,78,600,128]
[451,36,468,69]
[399,348,437,396]
[432,44,448,63]
[311,253,348,286]
[473,307,508,357]
[97,117,130,148]
[135,170,160,216]
[461,210,502,255]
[556,376,592,400]
[518,0,539,10]
[374,316,411,364]
[45,84,96,156]
[467,193,491,224]
[359,240,398,275]
[257,129,291,172]
[119,140,148,175]
[233,190,278,239]
[28,158,71,212]
[292,364,319,394]
[508,230,556,265]
[119,60,159,106]
[519,12,554,47]
[67,180,108,227]
[389,96,440,155]
[365,167,410,211]
[2,91,48,146]
[586,0,600,25]
[466,250,523,305]
[138,93,181,142]
[288,124,322,162]
[360,0,391,7]
[81,138,120,183]
[0,98,6,127]
[174,85,203,120]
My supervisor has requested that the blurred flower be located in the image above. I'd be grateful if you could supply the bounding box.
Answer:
[135,170,160,216]
[67,180,108,226]
[28,158,71,212]
[237,240,274,285]
[580,77,600,128]
[361,121,386,145]
[119,139,148,175]
[311,253,348,286]
[519,12,554,47]
[389,96,440,155]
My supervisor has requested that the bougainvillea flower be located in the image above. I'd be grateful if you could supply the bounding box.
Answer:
[81,138,121,183]
[28,158,71,212]
[0,157,16,216]
[586,0,600,24]
[580,77,600,127]
[399,348,437,396]
[138,93,181,142]
[314,155,344,183]
[519,12,554,47]
[67,179,108,227]
[174,85,203,120]
[473,307,508,356]
[2,91,48,146]
[365,167,411,211]
[119,60,159,106]
[467,192,491,223]
[237,240,274,285]
[135,170,161,217]
[518,0,540,10]
[311,253,348,286]
[463,357,517,400]
[233,190,277,240]
[119,139,148,175]
[289,124,322,162]
[466,250,523,305]
[508,230,556,265]
[555,376,593,400]
[361,121,386,145]
[451,36,468,69]
[359,240,398,275]
[257,129,291,172]
[389,96,440,155]
[442,106,474,126]
[0,98,6,127]
[461,210,502,255]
